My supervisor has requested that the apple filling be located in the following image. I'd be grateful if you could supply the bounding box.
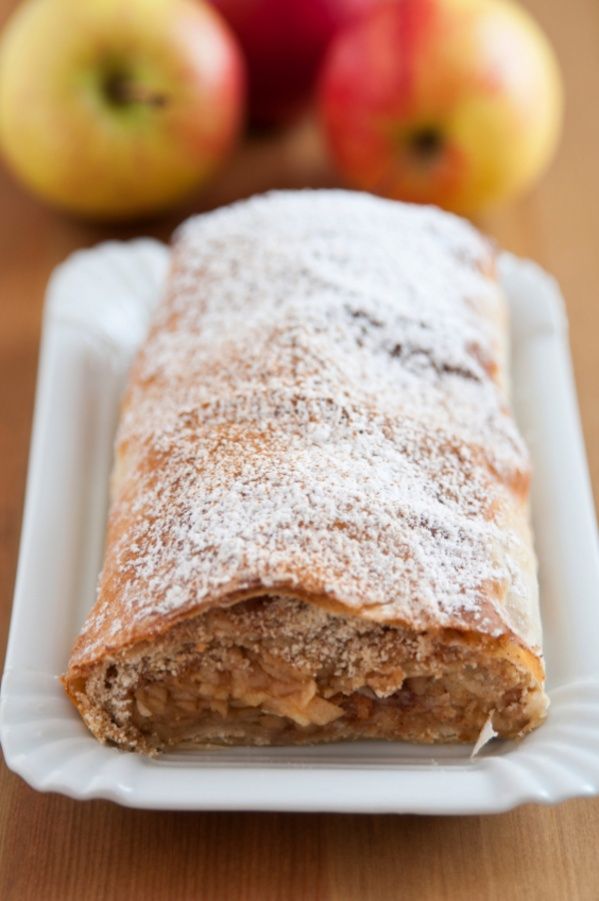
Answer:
[133,668,525,745]
[132,656,346,743]
[74,596,546,752]
[127,653,540,748]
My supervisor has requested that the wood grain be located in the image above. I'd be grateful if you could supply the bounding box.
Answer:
[1,0,598,897]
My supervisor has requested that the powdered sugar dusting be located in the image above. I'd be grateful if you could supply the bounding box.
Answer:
[71,191,539,668]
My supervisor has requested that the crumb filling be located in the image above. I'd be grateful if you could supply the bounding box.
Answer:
[79,597,546,752]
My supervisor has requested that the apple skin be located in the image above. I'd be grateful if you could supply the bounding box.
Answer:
[318,0,563,215]
[211,0,380,126]
[0,0,245,220]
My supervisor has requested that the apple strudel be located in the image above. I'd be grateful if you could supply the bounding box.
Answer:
[63,190,547,752]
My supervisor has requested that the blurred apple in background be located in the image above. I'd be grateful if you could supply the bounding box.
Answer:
[319,0,563,215]
[211,0,381,126]
[0,0,245,220]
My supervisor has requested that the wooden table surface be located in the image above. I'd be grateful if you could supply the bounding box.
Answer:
[1,0,598,897]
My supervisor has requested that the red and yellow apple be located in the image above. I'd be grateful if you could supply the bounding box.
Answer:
[319,0,563,215]
[0,0,245,220]
[211,0,382,126]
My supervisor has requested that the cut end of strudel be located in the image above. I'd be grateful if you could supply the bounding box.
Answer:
[63,191,548,753]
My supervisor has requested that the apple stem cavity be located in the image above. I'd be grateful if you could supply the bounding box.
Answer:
[408,127,444,164]
[103,72,168,110]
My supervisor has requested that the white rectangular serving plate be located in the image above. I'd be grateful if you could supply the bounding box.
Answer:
[2,239,599,815]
